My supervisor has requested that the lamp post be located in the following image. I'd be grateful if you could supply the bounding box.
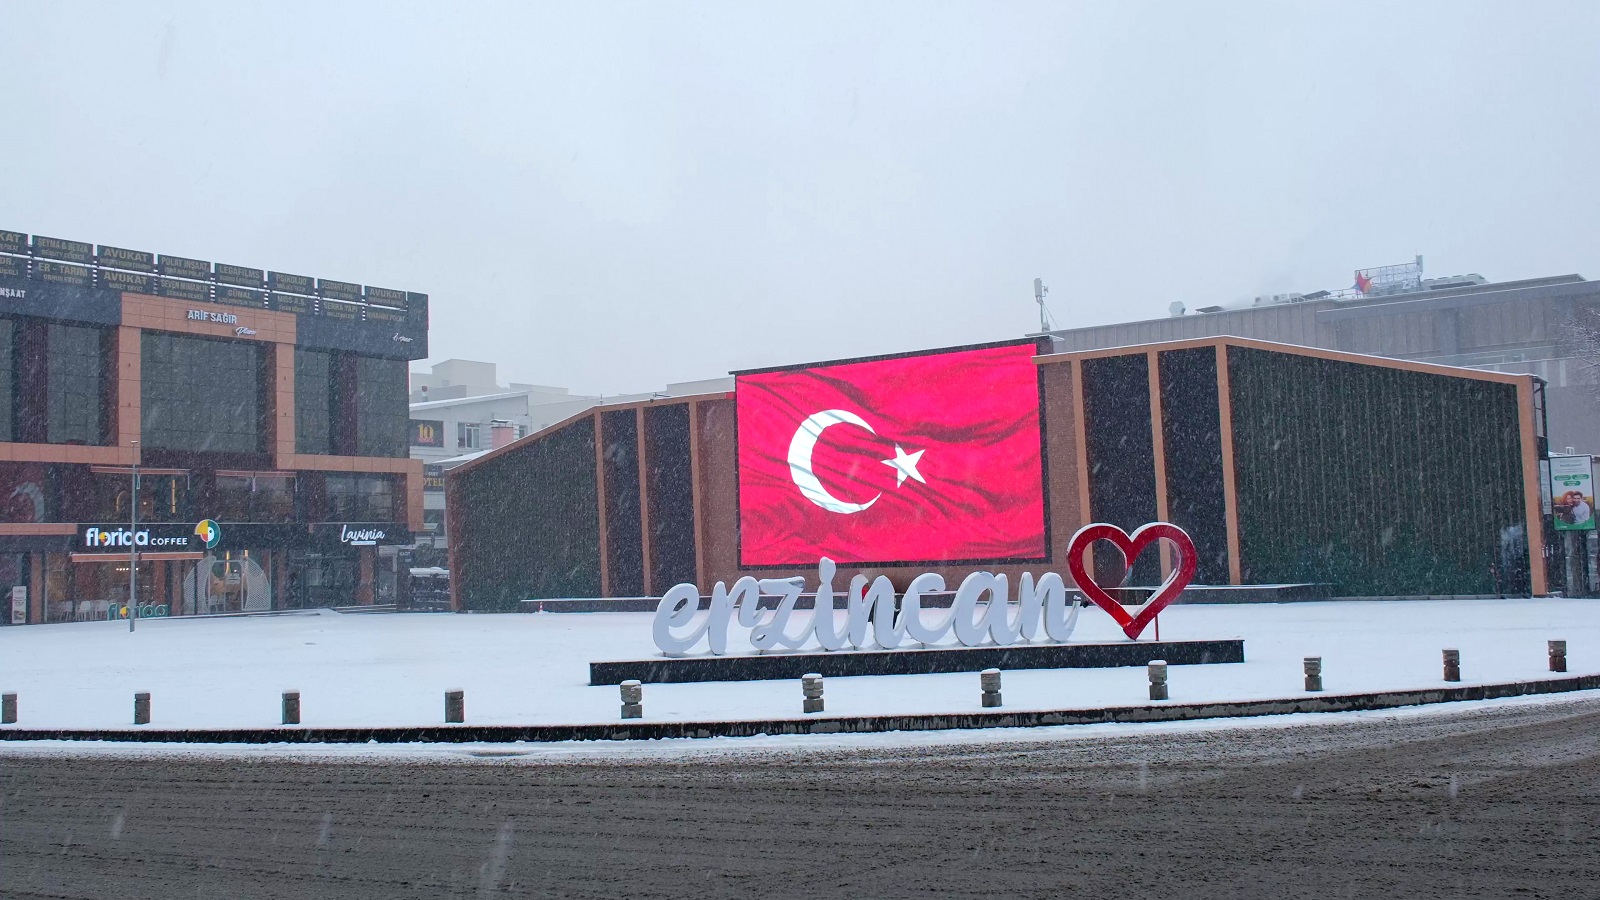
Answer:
[129,439,138,633]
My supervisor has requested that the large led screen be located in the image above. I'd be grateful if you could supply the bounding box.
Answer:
[736,341,1047,566]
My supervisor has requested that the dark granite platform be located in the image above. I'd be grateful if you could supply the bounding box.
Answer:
[589,639,1244,685]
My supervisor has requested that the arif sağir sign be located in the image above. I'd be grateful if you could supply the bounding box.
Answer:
[734,341,1047,566]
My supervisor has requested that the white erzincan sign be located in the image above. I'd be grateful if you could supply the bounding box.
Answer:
[652,557,1082,656]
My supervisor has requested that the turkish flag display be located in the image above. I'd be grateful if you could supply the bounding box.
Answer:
[736,342,1047,566]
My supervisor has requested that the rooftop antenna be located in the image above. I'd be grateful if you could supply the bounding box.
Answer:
[1033,277,1054,332]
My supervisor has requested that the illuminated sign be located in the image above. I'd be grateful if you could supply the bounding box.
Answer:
[735,342,1046,566]
[410,420,445,448]
[188,308,239,324]
[423,463,445,492]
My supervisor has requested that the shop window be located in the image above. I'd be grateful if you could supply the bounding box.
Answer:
[142,333,265,453]
[47,323,105,446]
[325,473,397,522]
[89,472,191,523]
[294,348,332,455]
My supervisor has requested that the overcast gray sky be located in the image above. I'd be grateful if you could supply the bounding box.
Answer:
[4,2,1596,394]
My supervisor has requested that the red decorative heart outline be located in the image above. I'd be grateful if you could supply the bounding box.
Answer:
[1066,522,1198,640]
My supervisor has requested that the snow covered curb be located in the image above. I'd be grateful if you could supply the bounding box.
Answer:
[4,673,1596,745]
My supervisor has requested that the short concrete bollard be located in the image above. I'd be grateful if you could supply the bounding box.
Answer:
[1147,660,1169,701]
[1442,648,1461,683]
[1304,657,1323,692]
[802,673,824,714]
[1549,640,1567,673]
[134,692,150,725]
[444,690,465,724]
[2,692,15,724]
[620,680,643,719]
[282,691,301,726]
[980,668,1002,708]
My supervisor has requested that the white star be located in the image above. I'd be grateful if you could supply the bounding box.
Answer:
[881,444,926,488]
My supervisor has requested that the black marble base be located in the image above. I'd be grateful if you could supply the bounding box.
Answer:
[589,639,1244,685]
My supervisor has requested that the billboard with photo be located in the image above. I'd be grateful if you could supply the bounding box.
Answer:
[1550,455,1595,531]
[735,341,1046,567]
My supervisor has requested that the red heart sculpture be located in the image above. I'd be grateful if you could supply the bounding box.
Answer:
[1066,522,1197,640]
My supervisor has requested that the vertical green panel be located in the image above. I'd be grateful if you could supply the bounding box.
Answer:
[455,417,600,608]
[1228,347,1525,596]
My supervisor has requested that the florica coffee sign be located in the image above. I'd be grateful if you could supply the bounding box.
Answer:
[77,525,194,551]
[653,522,1198,655]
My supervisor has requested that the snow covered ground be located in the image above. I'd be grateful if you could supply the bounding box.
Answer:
[1,598,1595,731]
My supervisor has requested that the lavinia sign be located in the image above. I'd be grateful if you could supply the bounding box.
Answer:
[653,522,1198,655]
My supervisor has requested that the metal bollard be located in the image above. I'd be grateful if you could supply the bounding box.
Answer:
[1549,640,1567,673]
[1,692,15,724]
[1304,657,1323,692]
[620,680,643,719]
[444,690,465,724]
[980,668,1002,708]
[1147,660,1169,701]
[1442,649,1460,683]
[282,691,301,726]
[802,673,824,714]
[134,692,150,725]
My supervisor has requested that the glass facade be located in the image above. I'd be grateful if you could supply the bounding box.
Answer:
[325,473,397,521]
[0,318,12,444]
[47,323,105,446]
[354,355,408,458]
[213,473,297,523]
[294,348,332,455]
[141,333,264,453]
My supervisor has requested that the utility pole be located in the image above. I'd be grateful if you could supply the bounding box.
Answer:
[129,439,138,633]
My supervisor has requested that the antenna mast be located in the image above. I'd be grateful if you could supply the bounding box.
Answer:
[1033,278,1052,332]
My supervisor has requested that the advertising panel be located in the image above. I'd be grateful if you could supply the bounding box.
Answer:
[99,268,152,294]
[268,292,314,314]
[0,230,26,255]
[410,419,445,448]
[424,463,446,492]
[364,285,407,308]
[97,245,156,272]
[215,285,265,307]
[35,260,92,286]
[32,235,92,264]
[72,523,201,553]
[317,278,363,302]
[736,341,1046,566]
[214,262,265,288]
[267,271,314,294]
[1550,455,1596,531]
[0,255,25,278]
[156,276,211,302]
[158,254,211,280]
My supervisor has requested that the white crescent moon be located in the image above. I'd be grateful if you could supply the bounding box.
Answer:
[788,409,881,514]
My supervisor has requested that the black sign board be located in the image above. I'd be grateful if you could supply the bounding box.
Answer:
[411,420,445,447]
[424,463,446,492]
[365,285,407,307]
[32,236,93,265]
[155,276,211,302]
[0,231,28,255]
[73,523,198,553]
[407,292,429,325]
[0,255,25,279]
[100,269,153,294]
[97,245,156,272]
[364,305,407,324]
[321,299,360,320]
[36,260,92,286]
[267,271,314,294]
[158,255,211,280]
[268,292,314,315]
[317,278,362,302]
[309,523,412,548]
[214,262,264,288]
[215,285,264,307]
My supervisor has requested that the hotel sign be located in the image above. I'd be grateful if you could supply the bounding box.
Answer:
[410,419,445,447]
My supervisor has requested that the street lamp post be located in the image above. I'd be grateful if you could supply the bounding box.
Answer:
[129,439,139,633]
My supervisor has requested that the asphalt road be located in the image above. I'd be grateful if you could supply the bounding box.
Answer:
[4,698,1599,899]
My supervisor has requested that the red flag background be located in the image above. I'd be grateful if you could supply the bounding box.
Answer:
[736,342,1047,566]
